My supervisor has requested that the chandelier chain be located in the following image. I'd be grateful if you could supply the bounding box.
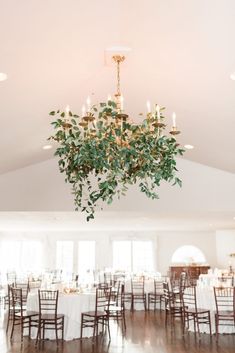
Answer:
[113,55,125,96]
[117,59,121,95]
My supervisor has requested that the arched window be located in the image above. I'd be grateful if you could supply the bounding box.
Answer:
[171,245,206,264]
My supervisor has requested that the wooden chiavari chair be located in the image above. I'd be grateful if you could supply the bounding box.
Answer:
[107,284,126,331]
[10,287,38,343]
[214,286,235,341]
[81,287,111,340]
[131,277,147,311]
[182,286,212,338]
[36,290,64,345]
[163,282,184,328]
[148,278,164,311]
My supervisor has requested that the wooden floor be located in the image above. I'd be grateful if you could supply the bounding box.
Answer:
[1,308,235,353]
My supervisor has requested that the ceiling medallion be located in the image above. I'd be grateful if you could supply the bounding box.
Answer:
[49,56,185,220]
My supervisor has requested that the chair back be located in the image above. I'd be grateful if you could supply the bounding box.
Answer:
[11,287,24,316]
[104,272,112,286]
[15,281,29,303]
[182,286,197,312]
[119,284,125,309]
[131,277,145,295]
[217,276,234,287]
[98,282,109,289]
[95,287,111,314]
[113,272,125,285]
[154,279,164,294]
[29,280,42,292]
[214,287,235,313]
[163,281,175,310]
[38,290,59,318]
[179,272,188,291]
[7,272,16,285]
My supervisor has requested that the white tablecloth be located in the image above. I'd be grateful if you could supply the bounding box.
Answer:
[186,287,235,334]
[27,291,96,340]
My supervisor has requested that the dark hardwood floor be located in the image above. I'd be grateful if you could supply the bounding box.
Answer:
[1,307,235,353]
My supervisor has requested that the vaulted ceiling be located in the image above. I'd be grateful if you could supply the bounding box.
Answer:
[0,0,235,174]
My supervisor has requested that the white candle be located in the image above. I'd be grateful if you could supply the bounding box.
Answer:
[65,105,70,118]
[107,94,112,101]
[156,104,160,119]
[120,95,124,111]
[86,96,91,113]
[82,105,86,117]
[146,100,151,113]
[172,112,176,127]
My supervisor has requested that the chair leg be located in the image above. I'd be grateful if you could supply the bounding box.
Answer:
[107,318,111,341]
[196,316,201,339]
[215,315,219,341]
[6,305,12,333]
[131,295,134,311]
[80,314,83,339]
[10,318,15,339]
[55,321,58,345]
[123,311,126,330]
[93,318,96,339]
[208,313,212,337]
[62,317,64,341]
[42,321,45,341]
[29,318,31,339]
[21,318,24,343]
[36,320,41,345]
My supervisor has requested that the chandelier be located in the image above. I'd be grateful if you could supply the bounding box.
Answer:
[49,55,184,221]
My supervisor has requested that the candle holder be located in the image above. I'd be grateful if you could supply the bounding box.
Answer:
[78,120,88,127]
[116,113,128,121]
[62,121,72,129]
[83,112,95,122]
[170,126,180,135]
[152,121,166,128]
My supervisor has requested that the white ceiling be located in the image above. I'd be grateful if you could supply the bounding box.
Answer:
[0,211,234,232]
[0,0,235,174]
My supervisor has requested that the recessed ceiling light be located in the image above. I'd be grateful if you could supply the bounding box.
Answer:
[184,144,194,150]
[230,72,235,80]
[0,73,7,81]
[43,144,52,150]
[233,217,235,220]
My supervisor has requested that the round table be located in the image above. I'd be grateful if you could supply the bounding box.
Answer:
[27,290,96,340]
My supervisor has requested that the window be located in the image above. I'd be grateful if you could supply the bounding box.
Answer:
[0,241,21,273]
[113,240,154,272]
[21,241,42,272]
[78,241,95,274]
[113,241,132,271]
[56,241,74,274]
[171,245,206,264]
[0,240,43,275]
[132,241,154,272]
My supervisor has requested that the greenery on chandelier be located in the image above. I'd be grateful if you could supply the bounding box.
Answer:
[49,101,185,221]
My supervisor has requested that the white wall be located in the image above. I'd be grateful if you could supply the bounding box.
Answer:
[0,229,219,275]
[156,231,217,274]
[0,157,235,212]
[215,230,235,269]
